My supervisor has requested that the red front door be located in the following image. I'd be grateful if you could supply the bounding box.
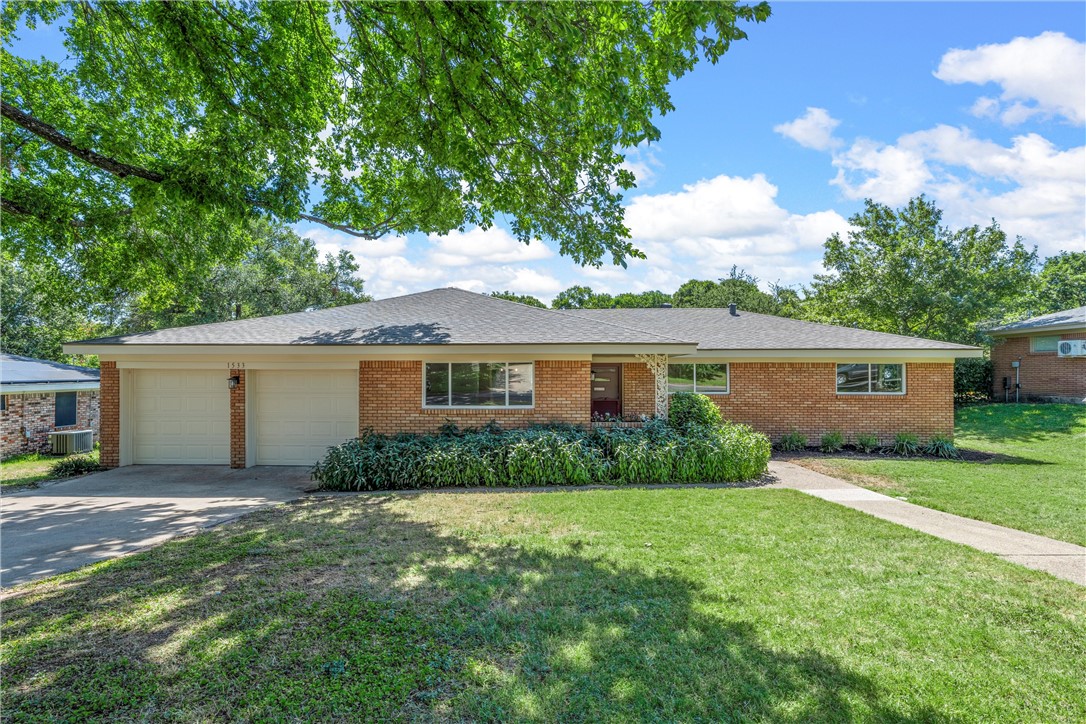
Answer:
[591,365,622,419]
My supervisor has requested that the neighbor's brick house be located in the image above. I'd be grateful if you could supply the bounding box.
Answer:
[989,306,1086,403]
[1,354,101,458]
[64,288,979,470]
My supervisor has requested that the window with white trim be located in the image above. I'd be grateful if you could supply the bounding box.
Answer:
[836,363,904,394]
[667,363,729,394]
[424,362,534,408]
[1031,335,1059,353]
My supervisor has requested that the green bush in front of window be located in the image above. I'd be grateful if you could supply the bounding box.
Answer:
[312,420,771,491]
[668,392,723,431]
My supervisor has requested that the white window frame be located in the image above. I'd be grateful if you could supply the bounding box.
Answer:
[422,362,535,409]
[667,363,730,395]
[1030,335,1060,353]
[835,363,906,396]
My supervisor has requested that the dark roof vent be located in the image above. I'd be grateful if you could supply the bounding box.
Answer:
[728,303,738,316]
[658,303,672,308]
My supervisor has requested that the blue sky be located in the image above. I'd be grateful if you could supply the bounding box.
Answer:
[13,3,1086,302]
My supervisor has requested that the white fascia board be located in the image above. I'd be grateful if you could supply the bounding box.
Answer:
[673,348,982,361]
[992,322,1086,337]
[1,381,101,394]
[65,343,698,358]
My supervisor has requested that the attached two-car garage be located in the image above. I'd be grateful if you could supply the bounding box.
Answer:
[126,368,357,467]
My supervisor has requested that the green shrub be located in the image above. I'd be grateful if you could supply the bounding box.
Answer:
[312,422,771,491]
[668,392,722,431]
[888,432,921,457]
[819,430,845,453]
[776,429,807,452]
[954,358,992,405]
[924,433,960,459]
[50,454,102,478]
[854,432,879,454]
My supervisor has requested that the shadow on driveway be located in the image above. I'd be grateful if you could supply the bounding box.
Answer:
[1,466,311,588]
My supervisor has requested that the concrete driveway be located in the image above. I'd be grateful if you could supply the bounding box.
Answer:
[1,466,312,588]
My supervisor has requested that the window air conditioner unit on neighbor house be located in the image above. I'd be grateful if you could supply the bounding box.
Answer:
[1057,340,1086,357]
[49,429,94,455]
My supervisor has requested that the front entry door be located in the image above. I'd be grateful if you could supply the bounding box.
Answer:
[591,364,622,419]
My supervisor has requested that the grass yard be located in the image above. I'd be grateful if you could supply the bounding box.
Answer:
[792,404,1086,546]
[3,487,1084,721]
[1,450,100,491]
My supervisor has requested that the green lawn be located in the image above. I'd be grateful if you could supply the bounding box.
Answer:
[794,404,1086,546]
[1,450,100,491]
[4,488,1083,721]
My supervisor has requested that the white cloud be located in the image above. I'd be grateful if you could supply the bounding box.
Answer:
[830,138,932,204]
[774,107,843,151]
[823,122,1084,256]
[619,143,664,188]
[303,228,408,260]
[427,226,553,267]
[623,173,849,288]
[935,32,1086,125]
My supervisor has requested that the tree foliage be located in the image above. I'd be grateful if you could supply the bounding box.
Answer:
[1027,251,1086,316]
[121,221,370,332]
[804,197,1037,345]
[1,0,771,297]
[488,291,547,309]
[672,267,793,315]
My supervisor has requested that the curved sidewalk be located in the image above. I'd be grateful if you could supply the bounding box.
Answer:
[767,461,1086,585]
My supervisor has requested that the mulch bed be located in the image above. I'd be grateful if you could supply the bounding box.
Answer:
[775,447,995,462]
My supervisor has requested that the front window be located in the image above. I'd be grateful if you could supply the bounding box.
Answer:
[1031,336,1059,353]
[424,362,534,408]
[836,363,904,394]
[668,363,729,394]
[55,391,77,426]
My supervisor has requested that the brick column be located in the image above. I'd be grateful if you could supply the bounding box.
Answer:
[229,369,246,468]
[99,362,120,468]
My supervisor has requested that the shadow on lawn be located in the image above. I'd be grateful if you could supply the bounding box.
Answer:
[3,497,950,722]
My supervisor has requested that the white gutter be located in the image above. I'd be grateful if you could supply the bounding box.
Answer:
[1,381,101,394]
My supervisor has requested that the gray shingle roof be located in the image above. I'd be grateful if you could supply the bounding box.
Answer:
[990,306,1086,334]
[563,308,978,351]
[1,354,101,385]
[71,288,694,347]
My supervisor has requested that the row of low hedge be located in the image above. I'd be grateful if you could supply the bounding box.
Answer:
[312,417,771,492]
[776,429,959,458]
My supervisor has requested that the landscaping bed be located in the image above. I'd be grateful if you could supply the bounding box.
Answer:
[314,393,770,491]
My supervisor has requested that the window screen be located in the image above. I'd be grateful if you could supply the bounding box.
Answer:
[55,392,77,427]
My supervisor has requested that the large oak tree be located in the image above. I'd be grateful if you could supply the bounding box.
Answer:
[1,0,770,301]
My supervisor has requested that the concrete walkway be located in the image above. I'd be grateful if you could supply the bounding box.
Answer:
[1,466,312,588]
[766,460,1086,585]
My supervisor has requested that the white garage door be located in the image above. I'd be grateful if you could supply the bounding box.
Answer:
[130,370,230,464]
[252,370,358,466]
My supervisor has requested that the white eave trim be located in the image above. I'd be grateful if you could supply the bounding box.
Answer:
[63,342,698,357]
[991,322,1086,337]
[673,348,982,361]
[1,381,101,394]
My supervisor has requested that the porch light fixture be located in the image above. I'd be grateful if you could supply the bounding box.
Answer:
[228,375,240,390]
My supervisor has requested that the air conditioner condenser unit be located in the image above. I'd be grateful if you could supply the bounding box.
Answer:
[1057,340,1086,357]
[49,429,95,455]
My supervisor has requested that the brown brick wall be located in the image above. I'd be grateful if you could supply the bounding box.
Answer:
[1,390,100,458]
[99,362,120,468]
[621,362,656,418]
[359,360,591,434]
[229,369,246,468]
[707,362,954,443]
[990,332,1086,401]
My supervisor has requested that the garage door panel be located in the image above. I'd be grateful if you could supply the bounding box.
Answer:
[130,370,229,465]
[253,370,357,466]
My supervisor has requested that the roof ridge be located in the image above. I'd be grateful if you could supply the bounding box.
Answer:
[448,288,696,345]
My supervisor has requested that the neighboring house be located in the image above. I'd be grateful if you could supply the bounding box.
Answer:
[989,306,1086,403]
[1,354,101,458]
[63,288,980,470]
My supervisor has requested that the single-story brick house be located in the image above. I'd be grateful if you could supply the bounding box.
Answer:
[1,354,101,458]
[64,288,980,469]
[989,306,1086,403]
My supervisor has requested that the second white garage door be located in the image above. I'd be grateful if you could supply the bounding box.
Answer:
[251,370,358,466]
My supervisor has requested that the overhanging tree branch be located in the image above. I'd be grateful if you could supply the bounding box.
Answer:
[1,100,166,182]
[2,100,389,239]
